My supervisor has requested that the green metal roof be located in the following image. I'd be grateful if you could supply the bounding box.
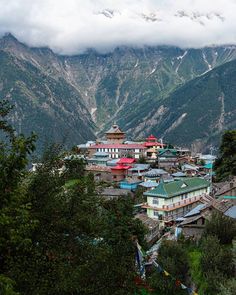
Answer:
[144,177,210,198]
[223,196,236,199]
[158,148,177,157]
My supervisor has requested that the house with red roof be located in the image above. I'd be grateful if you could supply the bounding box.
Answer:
[117,157,136,166]
[111,164,132,182]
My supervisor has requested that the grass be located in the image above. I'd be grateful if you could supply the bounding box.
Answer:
[188,248,207,295]
[64,179,80,189]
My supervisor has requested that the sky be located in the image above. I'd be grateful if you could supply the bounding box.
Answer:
[0,0,235,54]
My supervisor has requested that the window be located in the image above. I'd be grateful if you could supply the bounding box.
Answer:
[153,211,159,217]
[152,199,159,205]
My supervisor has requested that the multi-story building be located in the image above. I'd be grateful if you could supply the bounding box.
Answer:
[105,124,126,144]
[88,143,147,159]
[142,177,210,223]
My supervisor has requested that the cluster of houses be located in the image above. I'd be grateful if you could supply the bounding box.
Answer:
[29,124,235,245]
[76,124,236,244]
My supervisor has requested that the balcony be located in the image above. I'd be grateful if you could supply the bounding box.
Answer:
[142,194,206,212]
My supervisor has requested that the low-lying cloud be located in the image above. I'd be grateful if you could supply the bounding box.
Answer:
[0,0,235,54]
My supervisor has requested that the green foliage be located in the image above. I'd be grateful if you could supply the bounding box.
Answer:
[0,102,146,294]
[200,236,233,277]
[0,101,36,295]
[200,236,234,294]
[137,156,147,164]
[63,156,85,180]
[214,130,236,181]
[148,240,189,295]
[218,278,236,295]
[0,275,19,295]
[203,211,236,244]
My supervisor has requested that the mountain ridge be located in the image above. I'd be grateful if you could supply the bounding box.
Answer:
[0,34,236,151]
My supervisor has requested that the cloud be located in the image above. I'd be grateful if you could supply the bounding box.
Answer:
[0,0,235,54]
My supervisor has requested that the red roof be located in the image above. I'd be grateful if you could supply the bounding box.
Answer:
[90,143,146,149]
[117,158,136,164]
[146,134,157,141]
[111,165,132,170]
[144,142,164,147]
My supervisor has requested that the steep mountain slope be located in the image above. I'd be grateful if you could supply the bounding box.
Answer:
[0,49,96,150]
[134,59,236,151]
[0,34,236,150]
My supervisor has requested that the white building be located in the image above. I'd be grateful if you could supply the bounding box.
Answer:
[142,177,210,222]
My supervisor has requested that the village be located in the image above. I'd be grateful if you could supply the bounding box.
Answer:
[73,124,236,246]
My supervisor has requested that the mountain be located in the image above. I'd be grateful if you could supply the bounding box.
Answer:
[0,35,96,150]
[137,59,236,151]
[0,34,236,151]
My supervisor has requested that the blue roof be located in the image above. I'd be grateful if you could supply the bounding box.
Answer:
[184,204,207,217]
[129,164,150,171]
[139,181,159,188]
[224,206,236,219]
[172,172,186,177]
[144,169,167,177]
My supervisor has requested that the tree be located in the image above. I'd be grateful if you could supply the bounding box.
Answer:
[203,211,236,244]
[0,101,146,294]
[137,156,147,164]
[0,101,36,294]
[200,236,234,294]
[148,240,189,295]
[214,130,236,181]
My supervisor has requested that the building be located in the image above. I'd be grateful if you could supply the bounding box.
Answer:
[120,180,142,190]
[142,177,210,223]
[157,148,179,169]
[179,200,235,240]
[143,169,168,182]
[135,213,160,245]
[144,135,164,162]
[85,165,112,182]
[105,124,126,144]
[215,177,236,199]
[88,143,146,159]
[111,164,131,182]
[100,188,131,200]
[87,152,110,166]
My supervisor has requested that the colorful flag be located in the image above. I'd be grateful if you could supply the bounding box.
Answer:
[163,270,170,276]
[136,242,145,277]
[153,261,163,273]
[180,283,188,289]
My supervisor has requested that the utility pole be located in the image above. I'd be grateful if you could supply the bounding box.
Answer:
[209,146,215,197]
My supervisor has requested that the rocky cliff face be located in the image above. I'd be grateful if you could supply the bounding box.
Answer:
[0,34,236,150]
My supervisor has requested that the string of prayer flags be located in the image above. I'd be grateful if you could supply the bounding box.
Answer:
[136,242,198,295]
[136,242,146,277]
[152,261,163,273]
[181,283,188,289]
[175,279,181,287]
[187,288,198,295]
[163,270,170,276]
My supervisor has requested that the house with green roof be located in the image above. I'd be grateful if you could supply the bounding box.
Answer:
[157,148,179,169]
[142,177,210,222]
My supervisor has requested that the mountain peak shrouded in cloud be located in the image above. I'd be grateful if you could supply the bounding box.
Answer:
[0,0,235,54]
